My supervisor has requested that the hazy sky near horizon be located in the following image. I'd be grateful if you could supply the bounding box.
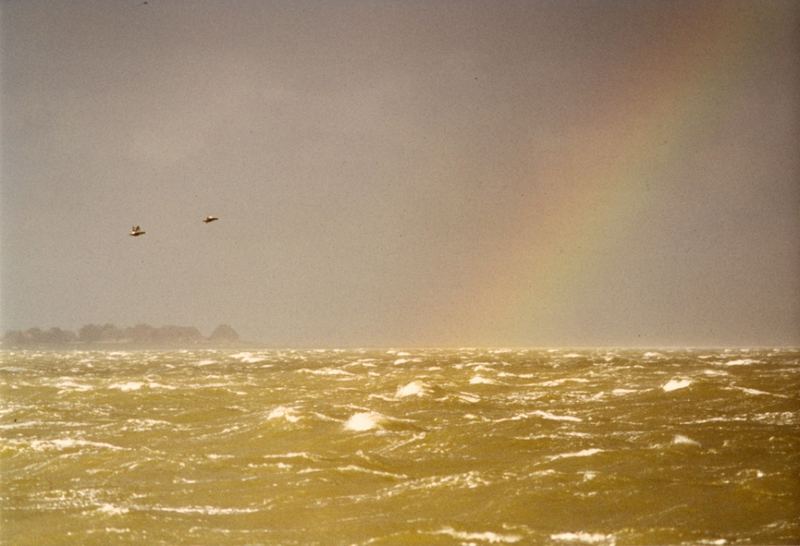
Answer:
[2,0,798,347]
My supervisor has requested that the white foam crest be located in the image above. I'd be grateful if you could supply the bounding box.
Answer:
[548,448,603,461]
[751,411,797,425]
[344,412,385,432]
[338,465,408,480]
[267,406,301,423]
[345,358,378,368]
[100,527,130,535]
[432,526,523,543]
[662,379,692,392]
[55,379,93,393]
[395,380,427,398]
[262,451,319,462]
[97,503,129,515]
[195,359,217,366]
[205,453,233,460]
[551,532,616,545]
[149,504,259,515]
[563,353,582,358]
[469,375,498,385]
[393,358,410,365]
[385,471,490,497]
[109,381,143,392]
[611,388,637,396]
[643,352,663,359]
[29,438,125,452]
[125,418,171,430]
[702,369,729,377]
[731,386,787,398]
[724,358,761,366]
[301,367,354,377]
[673,434,701,446]
[538,378,590,387]
[530,410,582,423]
[367,394,396,403]
[147,381,177,390]
[681,416,747,424]
[230,352,267,364]
[457,392,481,403]
[497,371,535,379]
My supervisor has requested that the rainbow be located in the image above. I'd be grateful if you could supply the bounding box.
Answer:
[453,4,778,345]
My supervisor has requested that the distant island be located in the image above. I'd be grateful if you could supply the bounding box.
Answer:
[1,323,242,348]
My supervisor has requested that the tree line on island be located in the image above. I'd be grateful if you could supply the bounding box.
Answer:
[2,323,240,347]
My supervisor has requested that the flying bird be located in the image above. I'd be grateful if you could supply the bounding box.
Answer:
[129,225,146,237]
[203,216,219,223]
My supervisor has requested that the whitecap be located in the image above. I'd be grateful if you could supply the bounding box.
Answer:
[548,448,603,461]
[643,352,663,359]
[109,381,143,392]
[344,412,384,432]
[262,451,319,462]
[337,465,408,480]
[301,367,354,377]
[267,406,301,423]
[147,381,177,390]
[497,371,535,379]
[230,352,267,364]
[611,388,637,396]
[563,353,582,358]
[150,505,258,515]
[673,434,701,446]
[732,386,785,397]
[125,418,171,431]
[724,358,760,366]
[396,381,426,398]
[29,438,125,451]
[751,412,797,425]
[97,503,129,515]
[469,375,497,385]
[539,378,590,387]
[55,379,93,393]
[385,471,490,496]
[102,527,130,534]
[530,410,582,423]
[551,532,616,545]
[662,379,691,392]
[195,359,217,366]
[431,526,523,543]
[206,453,233,460]
[393,358,410,365]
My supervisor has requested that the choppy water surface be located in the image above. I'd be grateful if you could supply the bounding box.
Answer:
[1,348,798,545]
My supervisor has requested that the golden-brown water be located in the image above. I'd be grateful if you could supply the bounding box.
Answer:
[1,348,798,545]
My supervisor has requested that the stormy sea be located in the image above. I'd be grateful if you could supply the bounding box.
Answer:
[1,348,798,545]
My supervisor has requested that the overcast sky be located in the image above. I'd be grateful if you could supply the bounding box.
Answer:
[2,0,798,347]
